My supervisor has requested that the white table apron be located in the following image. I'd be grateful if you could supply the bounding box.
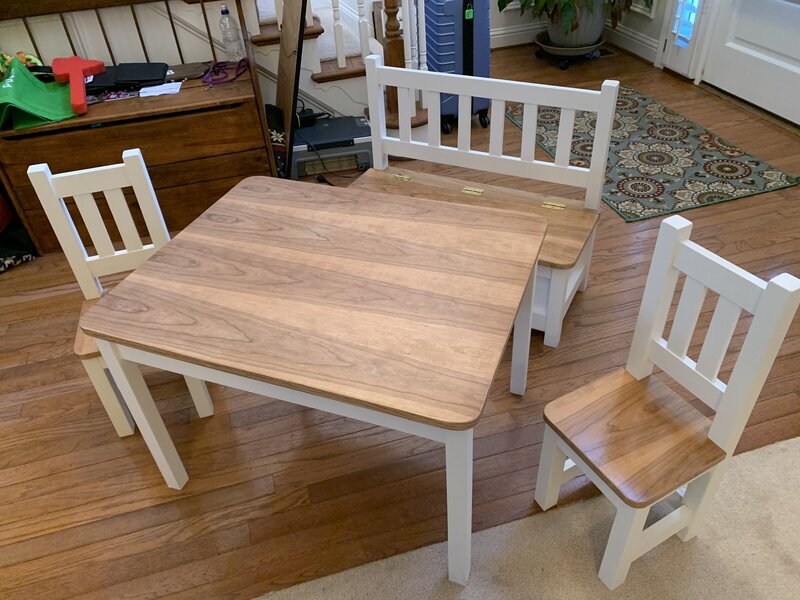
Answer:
[93,266,537,585]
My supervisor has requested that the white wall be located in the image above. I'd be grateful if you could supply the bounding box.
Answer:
[490,1,547,48]
[604,0,669,63]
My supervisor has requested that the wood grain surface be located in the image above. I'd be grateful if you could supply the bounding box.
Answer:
[80,177,546,429]
[544,368,727,508]
[1,47,798,599]
[350,166,599,269]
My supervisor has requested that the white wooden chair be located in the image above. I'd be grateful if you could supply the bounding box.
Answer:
[365,54,619,346]
[27,149,214,437]
[534,215,800,589]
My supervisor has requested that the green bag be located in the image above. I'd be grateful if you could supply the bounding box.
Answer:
[0,58,75,130]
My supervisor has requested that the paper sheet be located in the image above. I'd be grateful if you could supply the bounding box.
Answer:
[139,82,183,97]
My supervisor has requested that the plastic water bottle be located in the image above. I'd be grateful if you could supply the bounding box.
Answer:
[219,4,244,62]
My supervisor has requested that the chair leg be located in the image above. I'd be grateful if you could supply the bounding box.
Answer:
[543,269,569,348]
[598,503,648,590]
[678,463,727,541]
[82,357,135,437]
[184,376,214,418]
[534,424,567,510]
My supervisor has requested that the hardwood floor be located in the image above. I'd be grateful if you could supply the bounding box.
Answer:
[1,46,798,599]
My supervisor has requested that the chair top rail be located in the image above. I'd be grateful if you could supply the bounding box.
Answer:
[49,164,132,199]
[372,62,615,113]
[674,239,767,314]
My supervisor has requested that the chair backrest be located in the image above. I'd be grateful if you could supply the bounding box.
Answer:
[364,54,619,210]
[27,149,169,300]
[626,215,800,454]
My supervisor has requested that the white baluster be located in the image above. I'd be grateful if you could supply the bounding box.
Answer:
[408,0,419,70]
[332,0,346,68]
[401,0,412,69]
[305,0,314,27]
[275,0,284,28]
[357,0,371,57]
[417,0,428,71]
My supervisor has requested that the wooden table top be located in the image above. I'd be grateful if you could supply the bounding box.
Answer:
[80,177,546,430]
[349,167,599,269]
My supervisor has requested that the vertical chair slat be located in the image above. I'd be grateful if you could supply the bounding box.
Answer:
[555,108,575,166]
[667,277,708,358]
[398,87,413,142]
[122,150,170,247]
[520,103,538,162]
[74,193,116,258]
[489,99,505,157]
[457,95,471,151]
[696,297,741,381]
[105,188,143,252]
[427,90,441,147]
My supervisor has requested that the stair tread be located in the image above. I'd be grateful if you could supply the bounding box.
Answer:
[251,16,324,46]
[311,56,366,83]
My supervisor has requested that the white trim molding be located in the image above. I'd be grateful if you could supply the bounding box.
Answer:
[605,21,661,62]
[490,19,548,49]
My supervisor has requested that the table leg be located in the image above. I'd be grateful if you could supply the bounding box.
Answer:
[445,428,473,585]
[96,339,188,490]
[510,266,537,395]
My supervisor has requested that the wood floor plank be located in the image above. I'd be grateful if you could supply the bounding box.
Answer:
[0,45,797,597]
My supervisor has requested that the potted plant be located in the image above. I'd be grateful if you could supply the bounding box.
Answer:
[498,0,653,48]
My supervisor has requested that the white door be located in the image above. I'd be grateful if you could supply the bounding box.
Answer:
[661,0,705,77]
[701,0,800,125]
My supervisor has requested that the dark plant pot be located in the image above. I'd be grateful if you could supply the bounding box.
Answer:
[546,0,606,48]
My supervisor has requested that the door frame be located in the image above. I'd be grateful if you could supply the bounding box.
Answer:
[654,0,721,83]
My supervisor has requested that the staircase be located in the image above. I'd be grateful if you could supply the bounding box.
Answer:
[245,0,429,120]
[246,0,385,117]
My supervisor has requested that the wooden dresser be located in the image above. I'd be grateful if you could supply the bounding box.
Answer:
[0,72,273,254]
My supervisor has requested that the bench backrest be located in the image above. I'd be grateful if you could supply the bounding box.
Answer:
[365,54,619,210]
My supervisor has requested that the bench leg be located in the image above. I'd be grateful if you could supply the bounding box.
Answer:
[543,269,569,347]
[578,230,596,292]
[445,428,474,585]
[82,357,135,437]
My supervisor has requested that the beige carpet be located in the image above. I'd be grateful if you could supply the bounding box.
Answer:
[256,436,800,599]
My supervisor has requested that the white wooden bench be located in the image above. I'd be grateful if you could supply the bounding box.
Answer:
[364,55,619,346]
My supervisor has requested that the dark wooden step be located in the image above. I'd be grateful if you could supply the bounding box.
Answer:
[250,16,324,46]
[311,55,366,83]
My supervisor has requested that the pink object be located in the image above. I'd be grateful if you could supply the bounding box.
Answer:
[51,56,105,115]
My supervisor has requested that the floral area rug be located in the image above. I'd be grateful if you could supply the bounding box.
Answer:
[505,85,797,221]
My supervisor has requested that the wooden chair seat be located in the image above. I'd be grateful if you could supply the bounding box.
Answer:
[544,368,726,508]
[74,298,101,359]
[350,167,599,270]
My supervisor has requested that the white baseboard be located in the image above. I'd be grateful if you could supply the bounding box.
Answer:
[604,22,660,62]
[490,22,547,49]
